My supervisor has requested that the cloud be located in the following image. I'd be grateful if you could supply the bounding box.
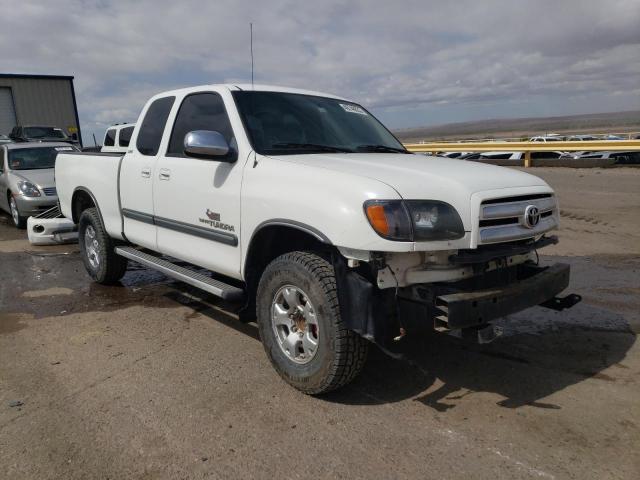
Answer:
[2,0,639,139]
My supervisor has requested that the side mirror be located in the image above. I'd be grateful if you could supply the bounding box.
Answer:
[184,130,232,160]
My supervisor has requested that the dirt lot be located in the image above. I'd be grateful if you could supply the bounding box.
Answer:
[1,167,638,479]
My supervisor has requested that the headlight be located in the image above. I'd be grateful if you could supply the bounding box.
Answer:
[405,200,465,240]
[364,200,464,242]
[17,181,41,197]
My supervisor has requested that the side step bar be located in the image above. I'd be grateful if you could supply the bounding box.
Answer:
[115,246,244,302]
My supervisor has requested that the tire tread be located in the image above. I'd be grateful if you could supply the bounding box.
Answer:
[79,208,128,284]
[258,251,368,394]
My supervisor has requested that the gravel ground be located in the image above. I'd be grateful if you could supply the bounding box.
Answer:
[0,167,638,479]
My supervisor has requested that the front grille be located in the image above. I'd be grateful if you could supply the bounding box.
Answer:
[480,210,553,228]
[478,194,557,244]
[42,187,57,196]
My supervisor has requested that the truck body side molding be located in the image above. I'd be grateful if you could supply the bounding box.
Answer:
[121,208,238,246]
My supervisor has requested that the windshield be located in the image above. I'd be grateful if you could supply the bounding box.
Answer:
[232,91,406,155]
[8,146,73,170]
[23,127,67,139]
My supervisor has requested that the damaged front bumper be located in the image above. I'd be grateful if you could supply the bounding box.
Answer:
[335,254,581,352]
[26,206,78,245]
[433,263,580,331]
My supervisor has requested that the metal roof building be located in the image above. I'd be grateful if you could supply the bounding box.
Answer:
[0,73,82,145]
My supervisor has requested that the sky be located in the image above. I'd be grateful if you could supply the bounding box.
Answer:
[2,0,639,144]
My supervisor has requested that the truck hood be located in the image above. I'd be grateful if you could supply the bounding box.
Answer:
[274,153,550,229]
[275,153,548,195]
[10,169,55,188]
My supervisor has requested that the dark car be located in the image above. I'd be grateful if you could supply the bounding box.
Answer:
[9,125,78,145]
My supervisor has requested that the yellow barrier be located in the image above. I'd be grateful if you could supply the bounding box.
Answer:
[403,140,640,167]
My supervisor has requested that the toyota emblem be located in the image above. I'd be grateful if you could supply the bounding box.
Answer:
[524,205,540,228]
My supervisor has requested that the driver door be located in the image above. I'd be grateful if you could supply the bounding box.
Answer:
[153,90,243,279]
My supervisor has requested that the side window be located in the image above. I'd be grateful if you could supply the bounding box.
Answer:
[0,147,4,172]
[104,129,116,146]
[136,96,175,156]
[167,93,235,157]
[118,126,134,147]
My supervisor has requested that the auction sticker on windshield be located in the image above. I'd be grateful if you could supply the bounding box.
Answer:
[55,147,74,151]
[340,103,368,115]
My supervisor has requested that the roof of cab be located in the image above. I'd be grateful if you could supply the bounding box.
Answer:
[149,84,350,102]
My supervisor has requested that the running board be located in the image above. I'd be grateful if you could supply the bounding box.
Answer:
[115,246,244,302]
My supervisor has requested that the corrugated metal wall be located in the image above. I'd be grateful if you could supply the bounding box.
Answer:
[0,87,17,135]
[0,76,79,139]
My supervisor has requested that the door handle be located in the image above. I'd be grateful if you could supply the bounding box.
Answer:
[159,168,171,180]
[141,168,151,178]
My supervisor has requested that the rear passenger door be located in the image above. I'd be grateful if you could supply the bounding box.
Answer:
[120,96,175,249]
[153,90,243,279]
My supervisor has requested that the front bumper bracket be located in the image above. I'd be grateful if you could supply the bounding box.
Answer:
[540,293,582,311]
[434,263,579,331]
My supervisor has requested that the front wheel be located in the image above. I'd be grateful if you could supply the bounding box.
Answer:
[9,196,27,229]
[78,208,128,284]
[257,251,368,394]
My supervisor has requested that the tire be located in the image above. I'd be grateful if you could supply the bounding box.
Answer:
[78,207,128,284]
[9,196,27,229]
[257,251,368,394]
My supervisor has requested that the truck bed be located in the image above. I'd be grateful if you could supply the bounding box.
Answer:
[55,152,124,240]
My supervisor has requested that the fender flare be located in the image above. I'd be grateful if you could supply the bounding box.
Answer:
[251,218,332,245]
[71,186,103,224]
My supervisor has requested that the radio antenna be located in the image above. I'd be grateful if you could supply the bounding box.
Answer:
[250,23,254,88]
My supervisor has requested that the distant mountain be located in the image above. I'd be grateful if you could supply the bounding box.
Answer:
[394,110,640,142]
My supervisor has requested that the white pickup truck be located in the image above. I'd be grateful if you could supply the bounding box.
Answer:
[101,123,136,153]
[56,84,580,394]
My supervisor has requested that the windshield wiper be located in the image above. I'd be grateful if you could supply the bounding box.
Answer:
[271,142,354,153]
[356,144,411,154]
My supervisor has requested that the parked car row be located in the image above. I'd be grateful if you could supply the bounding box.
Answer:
[565,150,640,164]
[529,133,630,142]
[438,149,639,164]
[457,151,565,161]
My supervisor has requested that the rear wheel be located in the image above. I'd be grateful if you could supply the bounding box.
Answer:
[78,208,128,284]
[257,251,368,394]
[9,196,27,229]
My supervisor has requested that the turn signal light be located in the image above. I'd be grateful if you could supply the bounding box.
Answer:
[365,204,389,236]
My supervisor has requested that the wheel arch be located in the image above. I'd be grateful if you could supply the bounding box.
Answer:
[240,220,335,322]
[71,187,102,224]
[244,220,333,277]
